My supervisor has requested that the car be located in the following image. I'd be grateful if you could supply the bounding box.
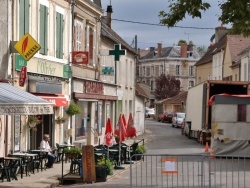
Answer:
[145,108,155,118]
[172,112,185,128]
[157,112,173,123]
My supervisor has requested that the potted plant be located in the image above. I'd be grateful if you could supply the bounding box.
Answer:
[135,145,146,154]
[55,116,67,124]
[96,158,114,175]
[66,102,82,116]
[63,147,82,159]
[132,145,146,161]
[96,157,114,182]
[26,115,42,130]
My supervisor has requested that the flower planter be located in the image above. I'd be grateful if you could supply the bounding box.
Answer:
[95,166,107,182]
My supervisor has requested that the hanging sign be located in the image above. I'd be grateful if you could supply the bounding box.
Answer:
[72,51,88,65]
[19,66,27,87]
[14,33,41,61]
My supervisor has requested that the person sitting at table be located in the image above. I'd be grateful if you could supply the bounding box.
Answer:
[40,134,56,168]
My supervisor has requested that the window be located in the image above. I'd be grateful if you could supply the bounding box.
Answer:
[75,20,83,51]
[238,104,246,122]
[176,65,180,75]
[143,67,146,76]
[189,80,194,87]
[189,66,194,76]
[160,65,164,76]
[151,66,154,76]
[198,77,201,84]
[85,24,96,66]
[19,0,29,38]
[39,4,48,55]
[56,12,63,59]
[150,80,154,91]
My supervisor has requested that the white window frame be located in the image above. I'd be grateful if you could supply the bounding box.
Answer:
[75,20,83,51]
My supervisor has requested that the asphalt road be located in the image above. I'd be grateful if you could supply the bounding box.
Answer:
[65,118,204,188]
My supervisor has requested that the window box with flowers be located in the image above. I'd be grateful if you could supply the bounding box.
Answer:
[55,116,67,125]
[26,115,42,131]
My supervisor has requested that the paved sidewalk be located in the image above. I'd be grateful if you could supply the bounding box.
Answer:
[0,133,150,188]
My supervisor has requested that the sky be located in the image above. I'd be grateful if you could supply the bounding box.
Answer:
[101,0,228,50]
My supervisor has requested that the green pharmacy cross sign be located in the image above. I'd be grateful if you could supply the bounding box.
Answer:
[109,44,126,61]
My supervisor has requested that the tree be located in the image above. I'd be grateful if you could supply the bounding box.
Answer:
[155,74,181,100]
[159,0,250,36]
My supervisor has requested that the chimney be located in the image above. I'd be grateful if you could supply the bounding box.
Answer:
[149,47,155,52]
[106,5,113,28]
[180,42,187,58]
[187,44,193,51]
[215,25,228,43]
[157,43,162,58]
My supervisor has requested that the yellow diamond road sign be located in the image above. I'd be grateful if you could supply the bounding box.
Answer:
[14,33,41,61]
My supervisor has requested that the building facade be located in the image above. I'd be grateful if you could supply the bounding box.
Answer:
[138,43,200,107]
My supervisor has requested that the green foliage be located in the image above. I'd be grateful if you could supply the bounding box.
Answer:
[178,39,186,46]
[63,147,82,155]
[159,0,250,37]
[66,102,82,116]
[135,145,146,154]
[97,158,114,175]
[55,116,67,124]
[155,74,181,100]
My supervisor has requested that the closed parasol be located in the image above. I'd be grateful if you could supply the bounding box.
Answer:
[126,113,137,138]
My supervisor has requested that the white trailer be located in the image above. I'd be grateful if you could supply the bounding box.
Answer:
[184,80,250,143]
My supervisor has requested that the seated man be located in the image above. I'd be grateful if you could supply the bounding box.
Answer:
[40,134,56,168]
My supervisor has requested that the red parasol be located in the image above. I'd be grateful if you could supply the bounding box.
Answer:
[104,118,116,147]
[115,114,127,142]
[122,114,127,131]
[126,113,137,138]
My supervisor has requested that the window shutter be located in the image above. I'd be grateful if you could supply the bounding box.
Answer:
[24,0,29,34]
[56,12,63,59]
[39,5,48,55]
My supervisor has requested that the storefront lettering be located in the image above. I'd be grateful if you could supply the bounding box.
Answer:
[0,105,53,115]
[85,81,103,95]
[37,60,56,76]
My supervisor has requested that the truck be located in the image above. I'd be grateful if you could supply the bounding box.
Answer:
[210,94,250,155]
[184,80,250,144]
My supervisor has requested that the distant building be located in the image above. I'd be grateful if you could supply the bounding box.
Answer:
[138,42,201,107]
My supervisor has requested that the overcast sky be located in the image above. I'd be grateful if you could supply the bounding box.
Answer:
[101,0,228,49]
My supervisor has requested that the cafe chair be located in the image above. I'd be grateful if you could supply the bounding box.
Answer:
[0,157,11,182]
[56,143,63,162]
[19,156,30,178]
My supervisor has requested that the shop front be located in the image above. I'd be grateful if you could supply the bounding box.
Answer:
[0,81,54,156]
[72,80,117,146]
[15,55,70,150]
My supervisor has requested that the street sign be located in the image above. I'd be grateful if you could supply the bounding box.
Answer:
[109,44,126,61]
[14,33,41,61]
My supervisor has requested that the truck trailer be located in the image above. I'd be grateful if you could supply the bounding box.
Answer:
[184,80,250,144]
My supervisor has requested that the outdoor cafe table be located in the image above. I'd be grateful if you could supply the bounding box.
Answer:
[2,157,21,181]
[29,150,48,171]
[59,144,75,185]
[10,152,38,174]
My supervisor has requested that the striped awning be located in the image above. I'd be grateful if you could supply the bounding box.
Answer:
[0,83,54,115]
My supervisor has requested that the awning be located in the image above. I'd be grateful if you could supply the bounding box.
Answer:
[0,83,54,115]
[32,94,69,107]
